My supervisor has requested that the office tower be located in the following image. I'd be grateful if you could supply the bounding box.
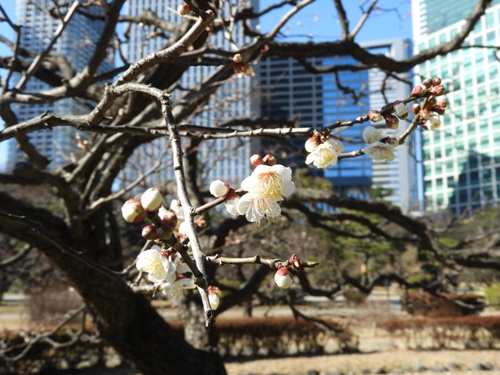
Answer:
[6,0,112,171]
[122,0,259,189]
[259,39,415,213]
[413,0,500,216]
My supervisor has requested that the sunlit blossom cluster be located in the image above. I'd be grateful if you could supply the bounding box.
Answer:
[209,155,295,224]
[304,134,344,169]
[410,77,447,131]
[136,246,195,298]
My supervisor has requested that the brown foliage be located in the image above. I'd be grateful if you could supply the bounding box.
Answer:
[401,291,485,317]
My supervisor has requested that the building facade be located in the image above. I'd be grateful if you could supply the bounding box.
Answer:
[413,0,500,216]
[259,39,416,213]
[7,0,112,171]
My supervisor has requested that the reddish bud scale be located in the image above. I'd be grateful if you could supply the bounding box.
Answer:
[232,54,243,63]
[160,209,178,228]
[384,114,400,130]
[412,103,421,115]
[431,77,442,86]
[250,154,264,167]
[142,225,159,240]
[263,154,276,166]
[429,85,445,96]
[411,85,427,97]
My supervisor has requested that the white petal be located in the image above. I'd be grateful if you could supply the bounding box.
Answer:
[282,180,295,197]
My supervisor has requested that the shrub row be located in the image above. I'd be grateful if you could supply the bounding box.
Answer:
[216,316,358,358]
[380,315,500,350]
[401,291,485,317]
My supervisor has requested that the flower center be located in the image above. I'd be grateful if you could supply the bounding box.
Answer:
[143,257,162,274]
[255,171,283,198]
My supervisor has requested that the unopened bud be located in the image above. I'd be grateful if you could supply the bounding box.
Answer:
[250,154,264,167]
[121,199,146,223]
[208,286,221,310]
[429,84,445,96]
[142,225,158,240]
[159,207,178,228]
[262,154,276,166]
[140,188,164,212]
[384,114,400,130]
[224,190,240,216]
[394,102,408,120]
[412,103,421,115]
[232,54,243,63]
[435,100,448,109]
[209,179,230,198]
[368,110,383,123]
[431,77,442,86]
[274,267,293,289]
[178,3,190,15]
[305,134,321,153]
[426,116,441,130]
[418,110,430,121]
[422,79,432,88]
[411,84,427,97]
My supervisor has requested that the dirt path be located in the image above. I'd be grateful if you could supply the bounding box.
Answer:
[225,350,500,375]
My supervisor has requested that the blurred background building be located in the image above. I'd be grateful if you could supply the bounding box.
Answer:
[413,0,500,216]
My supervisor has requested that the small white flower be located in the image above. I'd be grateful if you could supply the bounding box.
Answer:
[365,142,396,163]
[225,196,240,216]
[394,102,408,118]
[237,193,283,224]
[169,199,184,229]
[306,144,338,168]
[362,127,383,144]
[136,248,176,285]
[241,164,295,199]
[209,180,229,198]
[274,267,293,289]
[140,188,164,211]
[121,199,146,223]
[426,116,441,130]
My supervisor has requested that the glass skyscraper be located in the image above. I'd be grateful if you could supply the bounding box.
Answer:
[259,39,416,213]
[413,0,500,215]
[6,0,112,171]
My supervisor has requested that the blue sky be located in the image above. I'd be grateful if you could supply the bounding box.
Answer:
[0,0,412,170]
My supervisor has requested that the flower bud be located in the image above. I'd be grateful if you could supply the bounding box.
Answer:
[250,154,264,167]
[431,77,442,86]
[435,100,448,109]
[232,54,243,63]
[262,154,276,166]
[208,286,221,310]
[368,110,383,123]
[178,3,190,15]
[383,137,399,146]
[233,63,255,76]
[429,84,445,96]
[422,78,432,88]
[159,207,178,228]
[141,188,164,212]
[209,180,230,198]
[274,267,293,289]
[411,84,427,97]
[121,199,146,223]
[384,114,400,130]
[305,135,321,153]
[394,102,408,119]
[412,103,421,115]
[142,225,158,240]
[418,109,430,121]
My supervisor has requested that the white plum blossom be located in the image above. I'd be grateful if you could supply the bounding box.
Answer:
[241,164,295,199]
[209,180,229,198]
[225,195,241,216]
[169,199,184,230]
[136,247,176,285]
[365,142,396,163]
[362,126,383,144]
[305,137,344,168]
[426,115,441,130]
[237,193,283,223]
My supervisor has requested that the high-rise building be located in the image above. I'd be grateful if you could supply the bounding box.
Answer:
[6,0,112,171]
[121,0,259,189]
[259,39,416,213]
[413,0,500,216]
